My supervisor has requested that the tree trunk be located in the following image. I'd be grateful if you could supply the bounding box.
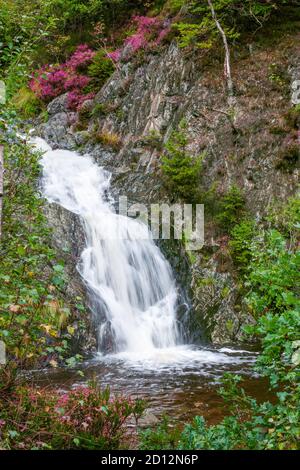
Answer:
[0,145,3,239]
[207,0,234,98]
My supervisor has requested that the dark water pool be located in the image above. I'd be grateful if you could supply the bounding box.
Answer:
[27,344,271,425]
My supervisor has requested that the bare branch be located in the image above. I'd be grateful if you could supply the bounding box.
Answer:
[207,0,234,98]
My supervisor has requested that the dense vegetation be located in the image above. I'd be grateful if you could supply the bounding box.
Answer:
[0,0,299,451]
[0,108,145,450]
[141,211,300,449]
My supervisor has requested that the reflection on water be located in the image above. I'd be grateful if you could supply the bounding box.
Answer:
[29,345,270,425]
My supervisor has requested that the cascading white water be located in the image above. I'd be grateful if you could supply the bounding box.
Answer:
[32,138,180,354]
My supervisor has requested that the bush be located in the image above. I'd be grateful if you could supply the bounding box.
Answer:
[30,44,96,110]
[245,229,299,318]
[217,185,246,232]
[173,1,294,50]
[161,129,203,202]
[87,50,115,88]
[94,130,122,150]
[107,15,172,63]
[0,116,85,368]
[229,219,255,273]
[140,196,300,451]
[11,87,43,118]
[181,226,300,450]
[178,374,300,450]
[0,380,145,450]
[268,195,300,241]
[139,417,180,450]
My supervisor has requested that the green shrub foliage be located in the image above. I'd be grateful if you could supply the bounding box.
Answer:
[229,219,255,273]
[87,49,115,88]
[161,129,203,202]
[217,185,246,231]
[139,197,300,450]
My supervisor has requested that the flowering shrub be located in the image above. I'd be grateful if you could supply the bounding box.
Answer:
[107,49,122,62]
[0,380,145,450]
[30,45,96,111]
[108,16,171,62]
[125,16,158,52]
[67,90,95,111]
[65,44,96,70]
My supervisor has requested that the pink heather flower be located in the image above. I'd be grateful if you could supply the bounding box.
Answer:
[47,69,68,84]
[30,45,96,110]
[64,74,90,91]
[107,49,121,62]
[67,91,95,111]
[124,16,160,53]
[132,16,159,32]
[125,32,147,52]
[155,25,171,45]
[57,392,69,406]
[108,15,165,60]
[66,44,95,70]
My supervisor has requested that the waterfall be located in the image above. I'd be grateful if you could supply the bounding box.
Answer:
[32,138,180,354]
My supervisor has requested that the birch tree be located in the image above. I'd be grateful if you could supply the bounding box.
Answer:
[207,0,234,98]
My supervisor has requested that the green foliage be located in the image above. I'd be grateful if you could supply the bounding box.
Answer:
[180,221,300,449]
[44,0,155,34]
[91,102,110,118]
[217,185,246,231]
[178,374,299,450]
[0,110,80,367]
[0,380,145,450]
[139,417,180,450]
[161,128,203,202]
[11,87,43,118]
[245,227,299,320]
[229,219,255,273]
[268,195,300,241]
[87,49,115,88]
[178,414,245,450]
[173,1,291,49]
[140,130,164,151]
[0,0,57,97]
[141,196,300,450]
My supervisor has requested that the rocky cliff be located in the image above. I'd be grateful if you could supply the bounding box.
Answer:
[39,34,300,345]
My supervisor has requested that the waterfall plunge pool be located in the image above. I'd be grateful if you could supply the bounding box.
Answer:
[28,345,266,425]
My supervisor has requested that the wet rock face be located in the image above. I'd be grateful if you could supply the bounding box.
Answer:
[189,264,255,344]
[40,38,299,345]
[44,203,97,354]
[40,94,77,150]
